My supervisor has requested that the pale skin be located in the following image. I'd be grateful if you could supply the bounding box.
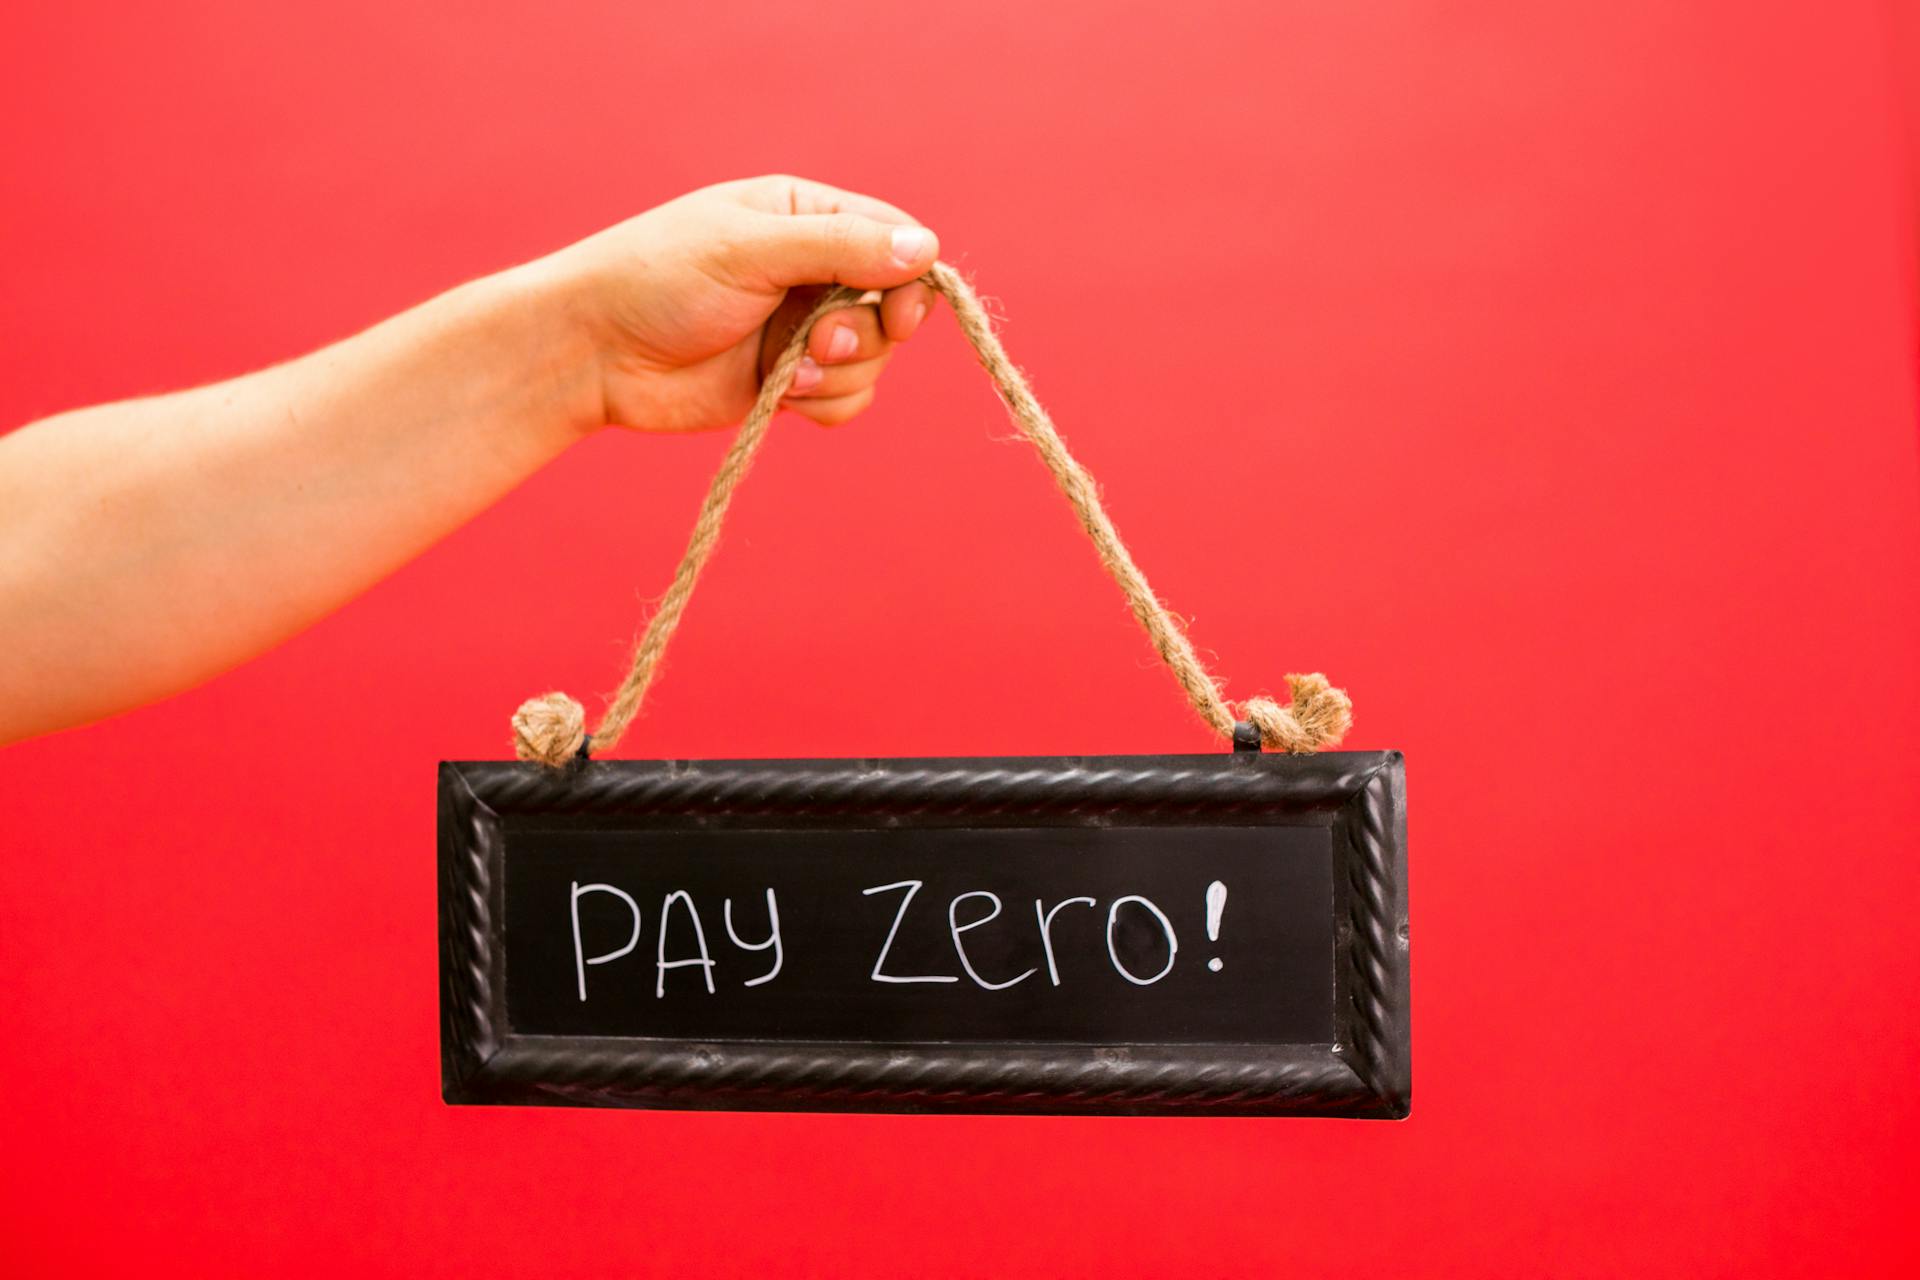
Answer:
[0,176,941,745]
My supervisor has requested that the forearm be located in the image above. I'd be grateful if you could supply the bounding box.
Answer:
[0,262,598,743]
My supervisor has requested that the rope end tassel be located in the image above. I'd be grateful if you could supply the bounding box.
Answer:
[511,263,1352,766]
[1239,673,1352,754]
[512,691,588,767]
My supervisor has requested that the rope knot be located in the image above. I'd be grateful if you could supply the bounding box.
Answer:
[511,691,588,767]
[1239,673,1352,753]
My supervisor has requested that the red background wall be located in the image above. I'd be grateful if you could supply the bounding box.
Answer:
[4,2,1918,1275]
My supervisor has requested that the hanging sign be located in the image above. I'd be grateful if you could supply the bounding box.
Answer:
[438,749,1408,1117]
[447,263,1406,1116]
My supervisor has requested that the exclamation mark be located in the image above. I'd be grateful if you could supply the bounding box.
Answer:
[1205,880,1227,972]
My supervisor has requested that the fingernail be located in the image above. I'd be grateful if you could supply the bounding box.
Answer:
[912,302,929,332]
[826,324,858,362]
[890,226,932,268]
[790,356,822,394]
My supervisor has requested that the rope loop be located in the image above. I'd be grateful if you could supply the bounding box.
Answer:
[512,263,1349,766]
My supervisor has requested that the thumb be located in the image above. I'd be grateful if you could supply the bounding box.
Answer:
[729,212,939,292]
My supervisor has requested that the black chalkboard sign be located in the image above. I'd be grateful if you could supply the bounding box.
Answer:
[438,750,1408,1117]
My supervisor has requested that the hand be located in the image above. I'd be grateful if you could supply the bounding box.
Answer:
[535,175,941,433]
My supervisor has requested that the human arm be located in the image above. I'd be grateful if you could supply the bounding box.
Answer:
[0,175,939,744]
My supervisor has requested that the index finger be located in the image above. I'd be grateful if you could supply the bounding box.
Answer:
[749,175,925,228]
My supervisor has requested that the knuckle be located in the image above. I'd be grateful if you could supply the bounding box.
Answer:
[835,312,883,360]
[749,172,799,197]
[814,390,873,428]
[826,214,866,263]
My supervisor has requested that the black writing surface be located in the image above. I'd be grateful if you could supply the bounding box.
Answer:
[440,752,1409,1117]
[504,825,1333,1044]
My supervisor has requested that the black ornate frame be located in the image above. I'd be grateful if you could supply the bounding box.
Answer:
[439,750,1408,1117]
